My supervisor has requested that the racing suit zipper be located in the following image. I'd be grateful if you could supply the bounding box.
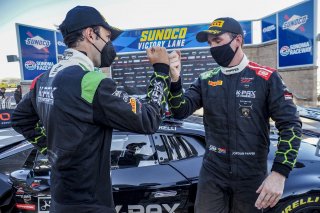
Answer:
[225,75,232,176]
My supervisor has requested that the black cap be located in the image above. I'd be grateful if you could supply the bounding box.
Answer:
[59,6,123,41]
[196,17,243,42]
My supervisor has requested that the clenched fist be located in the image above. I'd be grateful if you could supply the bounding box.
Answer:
[169,50,181,82]
[146,47,169,65]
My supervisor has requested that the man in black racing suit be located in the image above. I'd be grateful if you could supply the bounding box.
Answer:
[168,17,302,212]
[12,6,171,213]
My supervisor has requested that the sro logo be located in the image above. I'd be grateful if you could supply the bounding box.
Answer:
[0,113,10,121]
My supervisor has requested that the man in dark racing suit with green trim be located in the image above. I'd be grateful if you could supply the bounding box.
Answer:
[168,17,302,212]
[12,6,171,213]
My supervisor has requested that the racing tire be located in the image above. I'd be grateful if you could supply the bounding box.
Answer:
[272,194,320,213]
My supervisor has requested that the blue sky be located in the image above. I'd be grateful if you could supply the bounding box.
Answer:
[1,0,316,79]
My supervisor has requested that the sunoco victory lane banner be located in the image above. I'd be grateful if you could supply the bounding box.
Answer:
[113,22,253,53]
[16,24,58,81]
[261,14,277,42]
[113,24,208,53]
[277,0,316,69]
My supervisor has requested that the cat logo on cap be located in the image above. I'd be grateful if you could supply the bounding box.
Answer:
[210,20,225,28]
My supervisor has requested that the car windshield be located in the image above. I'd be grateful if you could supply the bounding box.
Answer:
[30,134,158,173]
[111,134,158,169]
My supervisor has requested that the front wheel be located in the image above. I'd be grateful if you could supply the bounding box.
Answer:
[271,194,320,213]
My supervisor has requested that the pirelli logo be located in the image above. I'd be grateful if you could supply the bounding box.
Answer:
[210,20,225,28]
[208,80,223,87]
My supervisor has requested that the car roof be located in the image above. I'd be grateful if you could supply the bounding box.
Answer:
[1,118,319,160]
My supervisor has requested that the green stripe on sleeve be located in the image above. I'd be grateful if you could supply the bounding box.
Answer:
[81,72,106,103]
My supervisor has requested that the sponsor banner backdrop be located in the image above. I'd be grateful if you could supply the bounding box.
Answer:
[278,0,315,68]
[261,14,277,42]
[239,21,252,44]
[111,21,251,94]
[111,49,218,95]
[113,24,209,53]
[16,24,57,81]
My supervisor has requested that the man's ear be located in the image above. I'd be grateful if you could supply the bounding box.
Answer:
[83,28,95,43]
[236,35,243,47]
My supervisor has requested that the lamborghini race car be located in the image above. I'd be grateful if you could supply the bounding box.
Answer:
[0,118,319,213]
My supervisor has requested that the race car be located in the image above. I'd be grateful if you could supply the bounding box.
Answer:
[0,118,319,213]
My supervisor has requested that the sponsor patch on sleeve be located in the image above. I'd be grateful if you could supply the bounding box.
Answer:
[248,62,275,81]
[284,91,293,100]
[129,98,137,113]
[208,80,223,87]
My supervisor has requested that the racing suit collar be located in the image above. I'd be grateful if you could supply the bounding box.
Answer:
[220,55,249,75]
[63,48,95,71]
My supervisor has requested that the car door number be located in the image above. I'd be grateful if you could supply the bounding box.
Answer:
[116,203,180,213]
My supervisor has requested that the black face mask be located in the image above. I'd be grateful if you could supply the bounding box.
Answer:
[210,37,238,67]
[92,35,116,67]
